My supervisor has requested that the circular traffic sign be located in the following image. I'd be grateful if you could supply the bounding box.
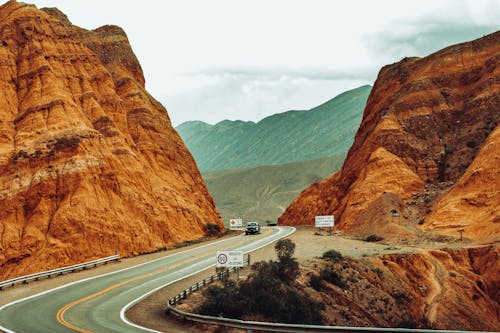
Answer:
[217,253,228,265]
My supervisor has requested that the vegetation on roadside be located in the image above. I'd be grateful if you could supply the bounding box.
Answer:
[322,249,344,262]
[364,234,384,242]
[197,239,325,324]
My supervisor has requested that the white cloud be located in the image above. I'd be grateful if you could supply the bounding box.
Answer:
[162,71,370,125]
[28,0,500,126]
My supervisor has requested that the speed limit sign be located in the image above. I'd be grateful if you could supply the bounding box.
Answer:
[217,253,228,265]
[216,251,243,267]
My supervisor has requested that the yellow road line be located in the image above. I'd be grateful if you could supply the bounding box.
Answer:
[55,229,271,332]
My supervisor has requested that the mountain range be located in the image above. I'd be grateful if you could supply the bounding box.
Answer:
[177,85,371,172]
[203,155,345,223]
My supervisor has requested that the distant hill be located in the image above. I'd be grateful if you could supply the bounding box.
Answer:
[203,155,345,224]
[177,85,371,172]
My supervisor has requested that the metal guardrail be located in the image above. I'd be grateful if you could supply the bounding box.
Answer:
[166,256,487,333]
[168,256,250,306]
[167,307,481,333]
[0,254,120,290]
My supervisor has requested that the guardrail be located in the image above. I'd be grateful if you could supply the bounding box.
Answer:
[0,254,120,290]
[168,256,250,306]
[166,256,482,333]
[167,307,477,333]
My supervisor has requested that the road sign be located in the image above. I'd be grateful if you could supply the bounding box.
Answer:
[315,215,334,227]
[216,250,244,267]
[229,218,243,229]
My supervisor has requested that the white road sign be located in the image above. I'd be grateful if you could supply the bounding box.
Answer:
[216,250,244,267]
[315,215,334,227]
[229,218,243,229]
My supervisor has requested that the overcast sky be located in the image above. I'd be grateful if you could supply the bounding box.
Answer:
[28,0,500,126]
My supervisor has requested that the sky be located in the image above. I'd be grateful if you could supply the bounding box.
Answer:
[27,0,500,126]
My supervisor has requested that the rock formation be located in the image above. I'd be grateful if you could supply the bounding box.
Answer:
[301,246,499,330]
[0,1,222,279]
[279,31,499,244]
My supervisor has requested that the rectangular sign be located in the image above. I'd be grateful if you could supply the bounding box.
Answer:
[216,250,244,268]
[315,215,334,227]
[229,218,243,229]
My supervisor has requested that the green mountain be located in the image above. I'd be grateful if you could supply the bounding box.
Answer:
[203,155,345,225]
[176,85,371,172]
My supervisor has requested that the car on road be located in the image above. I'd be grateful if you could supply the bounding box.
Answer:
[245,222,261,235]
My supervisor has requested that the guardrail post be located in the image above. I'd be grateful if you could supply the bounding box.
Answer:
[247,253,251,266]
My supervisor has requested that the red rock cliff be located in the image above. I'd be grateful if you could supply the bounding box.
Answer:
[279,31,499,243]
[0,1,223,279]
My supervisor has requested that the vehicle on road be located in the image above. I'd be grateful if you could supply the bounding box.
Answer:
[245,222,261,235]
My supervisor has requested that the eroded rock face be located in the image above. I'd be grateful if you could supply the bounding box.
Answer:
[0,1,222,279]
[302,246,499,330]
[279,31,499,243]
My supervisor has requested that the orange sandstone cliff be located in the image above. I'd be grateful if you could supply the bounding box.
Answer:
[301,246,499,330]
[279,31,499,244]
[0,1,223,279]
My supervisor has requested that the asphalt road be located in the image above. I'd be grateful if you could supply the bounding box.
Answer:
[0,226,295,333]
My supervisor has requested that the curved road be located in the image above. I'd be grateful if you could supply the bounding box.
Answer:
[0,226,295,333]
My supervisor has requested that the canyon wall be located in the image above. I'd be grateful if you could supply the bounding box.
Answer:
[0,1,222,279]
[280,31,499,244]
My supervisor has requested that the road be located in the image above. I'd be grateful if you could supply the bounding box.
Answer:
[0,226,295,333]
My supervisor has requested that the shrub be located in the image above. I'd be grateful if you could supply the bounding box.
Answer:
[275,239,299,282]
[275,238,295,260]
[277,256,300,282]
[198,280,243,318]
[205,223,221,236]
[322,249,344,262]
[197,239,325,325]
[365,234,384,242]
[466,140,477,148]
[320,267,347,290]
[310,274,325,291]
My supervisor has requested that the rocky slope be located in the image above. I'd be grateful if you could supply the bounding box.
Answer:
[279,31,499,244]
[177,85,371,172]
[301,245,500,330]
[0,1,222,279]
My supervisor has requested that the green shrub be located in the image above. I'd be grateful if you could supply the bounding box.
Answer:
[205,223,222,236]
[320,267,347,290]
[275,238,295,260]
[365,234,383,242]
[197,280,243,318]
[322,249,344,262]
[310,274,325,291]
[197,240,324,325]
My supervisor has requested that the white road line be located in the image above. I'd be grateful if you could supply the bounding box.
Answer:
[119,226,296,332]
[0,232,246,333]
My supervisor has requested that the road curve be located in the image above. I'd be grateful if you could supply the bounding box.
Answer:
[0,226,295,333]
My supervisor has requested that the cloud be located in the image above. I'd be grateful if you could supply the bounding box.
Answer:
[164,71,371,126]
[363,19,499,63]
[196,67,378,82]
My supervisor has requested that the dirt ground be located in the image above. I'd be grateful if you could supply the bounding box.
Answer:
[127,226,468,333]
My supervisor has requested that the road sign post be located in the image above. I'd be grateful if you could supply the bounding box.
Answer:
[229,218,243,230]
[216,250,244,282]
[315,215,334,235]
[216,251,244,268]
